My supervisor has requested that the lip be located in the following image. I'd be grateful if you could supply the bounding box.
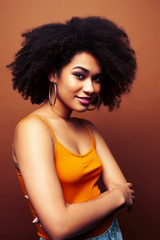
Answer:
[76,96,92,105]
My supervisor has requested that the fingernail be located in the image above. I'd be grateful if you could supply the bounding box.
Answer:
[24,195,29,199]
[32,217,39,223]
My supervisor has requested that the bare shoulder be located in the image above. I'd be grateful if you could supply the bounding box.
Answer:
[15,115,52,138]
[12,114,58,175]
[13,115,54,156]
[77,118,99,134]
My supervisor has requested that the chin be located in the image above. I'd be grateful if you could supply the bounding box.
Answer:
[76,109,88,113]
[73,106,88,113]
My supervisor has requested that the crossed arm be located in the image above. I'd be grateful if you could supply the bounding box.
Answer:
[13,117,135,240]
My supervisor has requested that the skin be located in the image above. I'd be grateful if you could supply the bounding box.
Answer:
[12,52,135,240]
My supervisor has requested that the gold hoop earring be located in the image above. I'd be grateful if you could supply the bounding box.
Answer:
[87,94,101,111]
[49,82,57,106]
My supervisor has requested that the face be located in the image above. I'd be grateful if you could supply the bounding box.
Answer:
[49,52,103,112]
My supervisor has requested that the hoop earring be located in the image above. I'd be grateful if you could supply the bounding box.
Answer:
[87,94,101,111]
[49,82,57,106]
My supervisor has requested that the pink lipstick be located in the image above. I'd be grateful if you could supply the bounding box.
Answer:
[76,96,92,105]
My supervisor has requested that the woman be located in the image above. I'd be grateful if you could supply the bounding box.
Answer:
[7,16,136,240]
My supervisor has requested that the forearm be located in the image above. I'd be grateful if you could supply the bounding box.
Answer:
[45,189,124,239]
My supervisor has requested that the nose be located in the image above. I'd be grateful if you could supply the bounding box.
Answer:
[83,78,94,94]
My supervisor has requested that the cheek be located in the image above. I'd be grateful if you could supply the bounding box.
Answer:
[62,77,80,91]
[94,83,101,94]
[58,77,80,95]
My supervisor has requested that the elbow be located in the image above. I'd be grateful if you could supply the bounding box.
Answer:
[51,225,69,240]
[56,220,76,240]
[45,215,73,240]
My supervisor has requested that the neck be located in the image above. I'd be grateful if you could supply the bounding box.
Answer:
[42,101,72,120]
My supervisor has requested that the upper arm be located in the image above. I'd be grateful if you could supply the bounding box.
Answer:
[82,119,127,189]
[13,117,67,238]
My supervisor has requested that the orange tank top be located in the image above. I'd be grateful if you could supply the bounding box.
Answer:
[15,115,113,239]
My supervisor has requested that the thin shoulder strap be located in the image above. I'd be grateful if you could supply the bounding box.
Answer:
[79,119,96,146]
[19,114,57,141]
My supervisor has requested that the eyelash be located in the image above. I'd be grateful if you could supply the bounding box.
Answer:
[74,72,102,83]
[74,73,85,80]
[93,77,102,83]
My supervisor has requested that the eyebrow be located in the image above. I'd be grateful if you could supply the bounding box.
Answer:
[72,66,89,73]
[72,66,103,75]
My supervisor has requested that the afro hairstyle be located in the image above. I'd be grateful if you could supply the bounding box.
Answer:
[7,16,137,111]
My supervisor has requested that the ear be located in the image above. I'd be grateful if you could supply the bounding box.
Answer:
[48,71,57,83]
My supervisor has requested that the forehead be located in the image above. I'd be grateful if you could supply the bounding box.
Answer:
[65,52,102,73]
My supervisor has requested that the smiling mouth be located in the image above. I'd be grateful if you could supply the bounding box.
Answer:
[76,96,92,105]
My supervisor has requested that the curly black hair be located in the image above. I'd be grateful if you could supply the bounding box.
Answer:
[7,16,137,111]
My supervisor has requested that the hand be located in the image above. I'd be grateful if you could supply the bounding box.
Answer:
[108,182,135,211]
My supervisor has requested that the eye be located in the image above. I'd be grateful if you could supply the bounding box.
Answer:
[74,73,85,80]
[93,76,102,83]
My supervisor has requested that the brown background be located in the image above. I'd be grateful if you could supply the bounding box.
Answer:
[0,0,160,239]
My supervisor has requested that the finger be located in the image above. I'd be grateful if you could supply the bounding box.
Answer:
[131,190,135,195]
[132,195,135,201]
[127,183,133,188]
